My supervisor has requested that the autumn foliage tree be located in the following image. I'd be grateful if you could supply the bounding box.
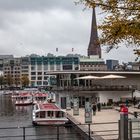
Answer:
[21,75,29,88]
[77,0,140,52]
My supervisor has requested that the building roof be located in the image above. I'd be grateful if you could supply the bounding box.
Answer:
[46,70,140,75]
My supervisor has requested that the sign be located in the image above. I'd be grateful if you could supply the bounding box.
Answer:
[66,95,71,110]
[85,97,92,123]
[73,96,79,115]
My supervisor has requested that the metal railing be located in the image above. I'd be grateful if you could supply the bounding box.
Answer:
[51,85,136,91]
[0,122,119,140]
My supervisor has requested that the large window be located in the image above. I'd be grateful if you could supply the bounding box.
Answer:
[56,65,61,71]
[31,66,35,70]
[63,65,72,70]
[50,65,54,71]
[37,65,42,71]
[44,65,48,70]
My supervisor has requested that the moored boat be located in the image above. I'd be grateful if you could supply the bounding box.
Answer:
[15,92,33,106]
[32,103,68,125]
[33,92,48,104]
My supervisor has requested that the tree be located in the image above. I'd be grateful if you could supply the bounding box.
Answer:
[0,75,4,89]
[77,0,140,51]
[14,77,21,87]
[21,75,29,88]
[5,74,13,87]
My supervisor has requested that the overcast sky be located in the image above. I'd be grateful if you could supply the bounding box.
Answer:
[0,0,137,63]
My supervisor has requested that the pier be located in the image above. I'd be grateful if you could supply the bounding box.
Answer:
[66,106,140,140]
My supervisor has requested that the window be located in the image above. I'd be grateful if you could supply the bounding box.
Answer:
[31,77,36,80]
[37,65,42,71]
[38,72,42,75]
[31,66,35,70]
[37,81,42,85]
[44,65,48,70]
[31,72,36,75]
[38,77,42,80]
[44,76,49,80]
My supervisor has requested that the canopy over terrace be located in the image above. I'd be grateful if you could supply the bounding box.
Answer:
[100,74,126,86]
[75,75,101,87]
[101,74,126,79]
[75,75,101,80]
[75,74,126,87]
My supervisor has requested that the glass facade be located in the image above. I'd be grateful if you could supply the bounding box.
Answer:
[29,56,80,86]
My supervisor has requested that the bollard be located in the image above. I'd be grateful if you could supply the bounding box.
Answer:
[119,105,128,140]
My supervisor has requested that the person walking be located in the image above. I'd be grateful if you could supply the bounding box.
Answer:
[92,102,97,115]
[97,102,101,111]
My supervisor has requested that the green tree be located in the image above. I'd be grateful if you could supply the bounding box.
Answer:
[0,75,4,89]
[21,75,29,88]
[78,0,140,51]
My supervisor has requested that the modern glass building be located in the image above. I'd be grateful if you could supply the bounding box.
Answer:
[29,56,79,87]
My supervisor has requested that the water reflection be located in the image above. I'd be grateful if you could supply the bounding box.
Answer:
[0,94,83,140]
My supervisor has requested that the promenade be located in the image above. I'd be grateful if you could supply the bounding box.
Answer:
[66,106,140,140]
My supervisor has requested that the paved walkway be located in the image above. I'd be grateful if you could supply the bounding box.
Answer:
[66,106,140,140]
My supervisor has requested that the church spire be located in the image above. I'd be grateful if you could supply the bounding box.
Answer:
[88,8,101,58]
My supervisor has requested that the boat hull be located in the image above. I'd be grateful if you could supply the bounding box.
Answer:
[32,119,68,125]
[15,102,32,106]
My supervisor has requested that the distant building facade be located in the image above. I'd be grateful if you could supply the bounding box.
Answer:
[80,55,107,71]
[0,55,13,71]
[28,56,79,87]
[3,58,21,87]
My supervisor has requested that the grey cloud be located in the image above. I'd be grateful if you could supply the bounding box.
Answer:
[0,0,79,12]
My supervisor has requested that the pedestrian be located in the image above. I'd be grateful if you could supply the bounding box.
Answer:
[97,102,101,111]
[92,102,97,115]
[133,96,137,106]
[125,99,129,107]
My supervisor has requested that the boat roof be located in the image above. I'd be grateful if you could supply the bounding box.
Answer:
[34,92,48,97]
[38,103,61,111]
[19,92,32,96]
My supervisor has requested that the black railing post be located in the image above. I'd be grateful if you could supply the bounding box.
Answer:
[129,120,132,140]
[57,125,59,140]
[23,127,25,140]
[88,124,91,140]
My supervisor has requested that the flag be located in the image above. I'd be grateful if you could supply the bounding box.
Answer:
[56,48,58,52]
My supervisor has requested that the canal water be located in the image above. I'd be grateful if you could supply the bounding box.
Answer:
[0,92,84,140]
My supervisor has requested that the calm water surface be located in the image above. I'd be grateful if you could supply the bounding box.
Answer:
[0,92,83,140]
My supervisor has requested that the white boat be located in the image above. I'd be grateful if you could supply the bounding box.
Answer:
[15,92,33,106]
[32,103,68,125]
[33,92,48,104]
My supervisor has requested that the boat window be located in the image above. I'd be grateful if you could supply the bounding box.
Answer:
[40,111,45,118]
[56,111,64,118]
[36,112,39,118]
[48,111,53,117]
